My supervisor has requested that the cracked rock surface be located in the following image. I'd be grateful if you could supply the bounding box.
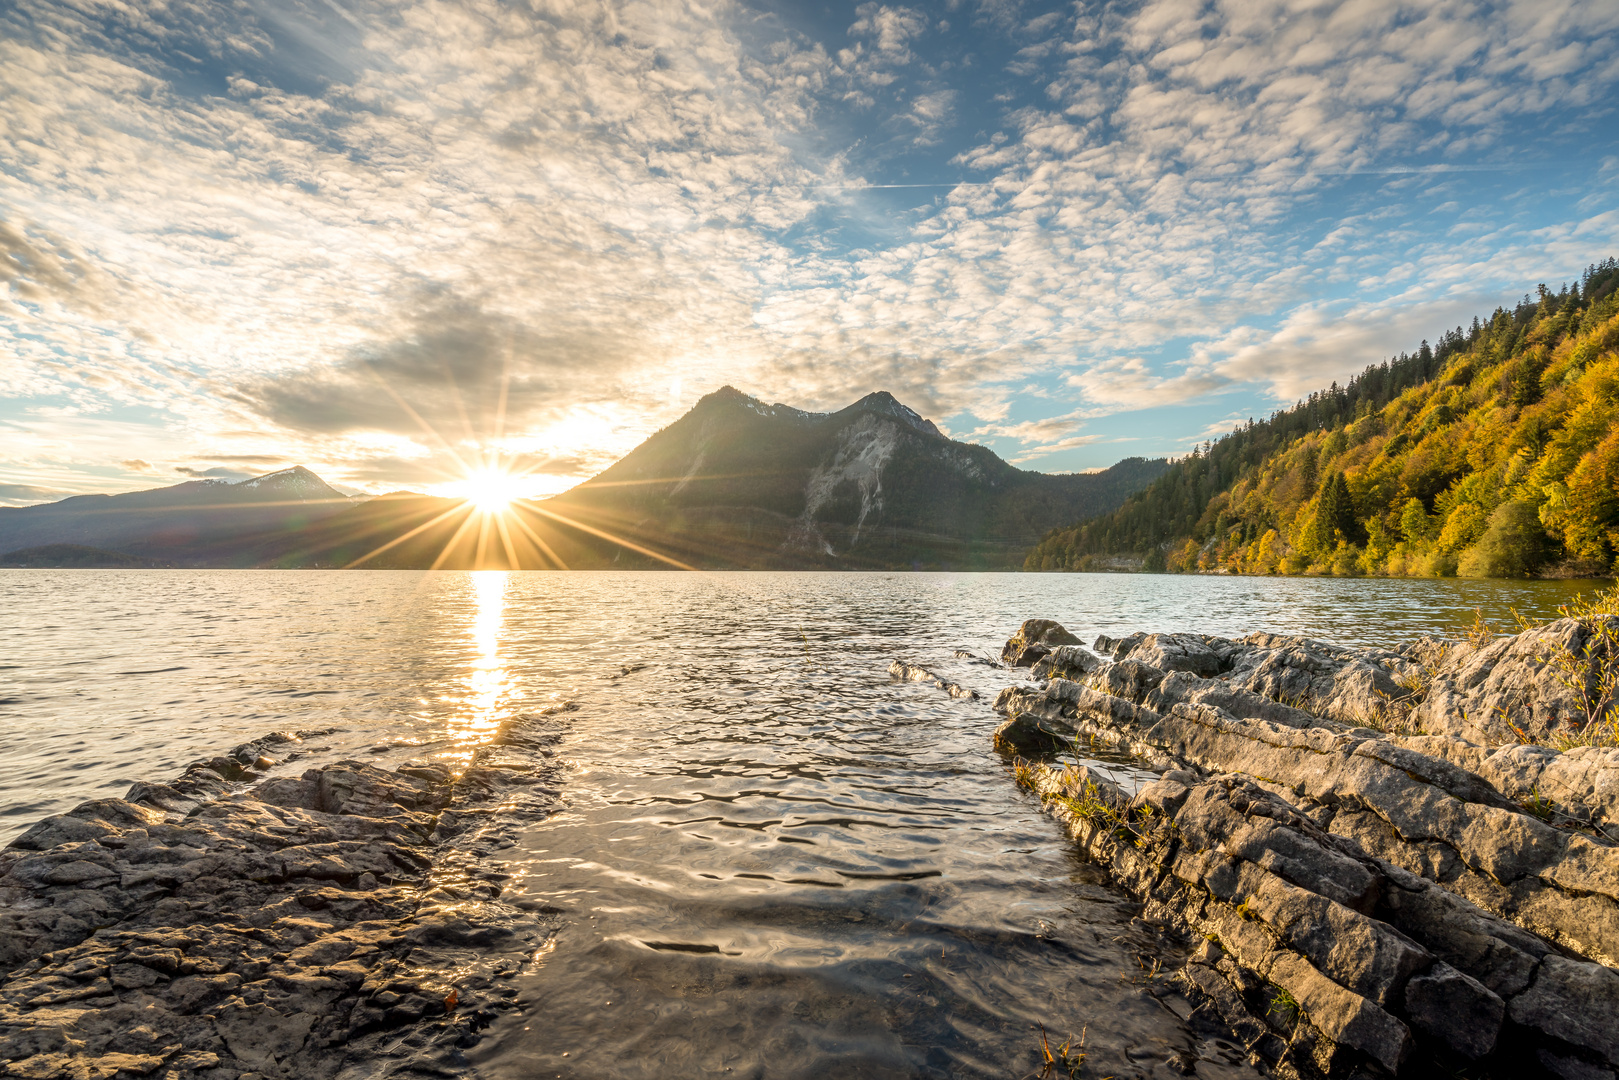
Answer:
[994,616,1619,1080]
[0,713,571,1080]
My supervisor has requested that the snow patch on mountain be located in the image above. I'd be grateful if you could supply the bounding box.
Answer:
[235,466,342,501]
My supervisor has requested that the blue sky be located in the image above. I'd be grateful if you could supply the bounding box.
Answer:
[2,0,1618,504]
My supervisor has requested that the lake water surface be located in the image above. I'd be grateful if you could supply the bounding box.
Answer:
[0,570,1608,1078]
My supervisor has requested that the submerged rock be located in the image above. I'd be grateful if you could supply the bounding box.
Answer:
[994,618,1619,1078]
[887,659,978,700]
[0,716,572,1079]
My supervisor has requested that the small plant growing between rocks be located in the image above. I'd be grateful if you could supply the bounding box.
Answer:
[1266,984,1300,1027]
[1464,608,1500,649]
[1520,787,1556,821]
[1517,587,1619,750]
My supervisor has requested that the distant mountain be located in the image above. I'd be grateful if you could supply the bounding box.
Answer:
[0,544,170,568]
[0,395,1166,570]
[0,466,353,561]
[535,387,1169,569]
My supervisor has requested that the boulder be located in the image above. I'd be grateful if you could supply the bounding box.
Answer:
[1412,619,1602,745]
[1000,619,1081,665]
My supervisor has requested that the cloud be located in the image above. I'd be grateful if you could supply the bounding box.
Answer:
[1010,434,1107,464]
[175,466,253,480]
[0,483,72,507]
[845,4,927,67]
[2,0,1617,493]
[1199,293,1493,403]
[120,459,154,472]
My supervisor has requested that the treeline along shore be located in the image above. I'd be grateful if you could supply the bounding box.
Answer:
[1028,259,1619,579]
[984,598,1619,1079]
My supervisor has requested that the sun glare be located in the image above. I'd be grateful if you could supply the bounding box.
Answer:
[462,470,523,513]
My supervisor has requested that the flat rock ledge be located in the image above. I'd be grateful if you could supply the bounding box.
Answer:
[992,618,1619,1080]
[0,711,572,1080]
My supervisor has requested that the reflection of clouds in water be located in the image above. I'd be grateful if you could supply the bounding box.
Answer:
[450,570,512,758]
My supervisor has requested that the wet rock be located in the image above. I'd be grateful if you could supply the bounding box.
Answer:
[887,659,978,700]
[0,712,572,1080]
[1001,619,1080,666]
[996,616,1619,1077]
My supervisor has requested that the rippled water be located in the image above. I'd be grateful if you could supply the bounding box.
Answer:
[0,570,1609,1077]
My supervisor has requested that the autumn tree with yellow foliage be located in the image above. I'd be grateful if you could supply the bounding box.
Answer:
[1026,260,1619,578]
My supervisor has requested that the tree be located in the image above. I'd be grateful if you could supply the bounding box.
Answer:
[1309,472,1358,554]
[1399,497,1437,548]
[1458,501,1549,577]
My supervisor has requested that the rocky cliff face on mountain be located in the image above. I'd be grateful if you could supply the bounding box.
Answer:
[991,617,1619,1079]
[546,386,1168,569]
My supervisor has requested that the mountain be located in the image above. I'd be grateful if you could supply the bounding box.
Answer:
[536,387,1168,569]
[0,544,170,568]
[0,466,354,561]
[0,394,1166,571]
[1025,258,1619,578]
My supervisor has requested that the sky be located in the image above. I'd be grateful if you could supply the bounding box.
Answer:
[2,0,1618,505]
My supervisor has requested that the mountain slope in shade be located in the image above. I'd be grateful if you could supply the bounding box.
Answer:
[0,544,171,568]
[537,386,1169,569]
[0,396,1166,570]
[0,466,354,559]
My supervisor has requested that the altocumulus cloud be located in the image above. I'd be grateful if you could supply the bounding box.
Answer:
[1,0,1617,496]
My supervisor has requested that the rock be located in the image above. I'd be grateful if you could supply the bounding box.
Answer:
[0,713,574,1080]
[1219,633,1413,727]
[1000,619,1081,665]
[1029,645,1104,682]
[214,1002,314,1070]
[1413,618,1600,744]
[886,659,978,700]
[1508,955,1619,1063]
[991,713,1071,755]
[996,617,1619,1076]
[1402,962,1504,1059]
[1117,632,1232,677]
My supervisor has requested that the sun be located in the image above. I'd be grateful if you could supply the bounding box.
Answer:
[461,469,523,513]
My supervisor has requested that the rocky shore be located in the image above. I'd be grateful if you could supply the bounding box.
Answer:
[992,617,1619,1080]
[0,709,572,1080]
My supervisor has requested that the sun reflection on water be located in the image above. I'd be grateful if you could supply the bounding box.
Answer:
[449,570,513,757]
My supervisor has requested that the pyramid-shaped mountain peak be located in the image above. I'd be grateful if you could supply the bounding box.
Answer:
[547,385,1167,569]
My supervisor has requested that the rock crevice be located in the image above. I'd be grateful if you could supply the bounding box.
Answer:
[0,714,571,1080]
[993,617,1619,1080]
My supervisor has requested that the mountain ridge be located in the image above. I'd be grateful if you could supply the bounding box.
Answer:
[0,389,1166,569]
[0,465,355,559]
[545,385,1167,569]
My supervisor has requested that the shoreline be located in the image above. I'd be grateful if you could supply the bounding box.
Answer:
[991,617,1619,1078]
[0,713,573,1079]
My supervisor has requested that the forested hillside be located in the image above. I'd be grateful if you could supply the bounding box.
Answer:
[1026,260,1619,577]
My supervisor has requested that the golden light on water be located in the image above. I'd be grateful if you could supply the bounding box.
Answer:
[451,569,512,752]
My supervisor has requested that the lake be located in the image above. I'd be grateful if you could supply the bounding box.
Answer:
[0,570,1605,1077]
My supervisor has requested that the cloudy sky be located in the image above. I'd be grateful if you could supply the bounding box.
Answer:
[3,0,1618,504]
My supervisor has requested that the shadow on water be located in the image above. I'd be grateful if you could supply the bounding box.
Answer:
[2,570,1611,1075]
